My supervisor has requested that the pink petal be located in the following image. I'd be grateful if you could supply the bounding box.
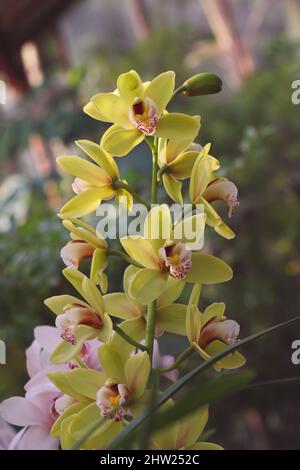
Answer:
[26,340,44,378]
[9,426,59,450]
[34,326,61,354]
[0,397,44,427]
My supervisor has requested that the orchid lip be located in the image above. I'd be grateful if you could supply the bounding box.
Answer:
[128,97,158,135]
[159,242,192,280]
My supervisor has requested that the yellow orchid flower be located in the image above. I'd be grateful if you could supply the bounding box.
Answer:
[152,405,223,450]
[57,139,133,218]
[157,138,202,205]
[84,70,201,156]
[44,268,112,364]
[48,347,150,449]
[102,265,187,350]
[60,219,108,293]
[120,204,232,304]
[190,143,239,239]
[186,284,245,371]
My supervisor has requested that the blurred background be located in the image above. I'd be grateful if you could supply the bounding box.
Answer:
[0,0,300,450]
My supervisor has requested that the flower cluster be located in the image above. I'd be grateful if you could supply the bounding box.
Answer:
[0,70,244,450]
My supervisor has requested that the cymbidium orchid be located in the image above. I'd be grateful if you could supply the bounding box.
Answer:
[190,143,239,239]
[2,68,249,451]
[60,218,108,292]
[103,265,187,345]
[157,138,202,205]
[84,70,200,156]
[186,284,245,371]
[57,139,133,218]
[120,204,233,303]
[44,268,112,364]
[47,347,150,449]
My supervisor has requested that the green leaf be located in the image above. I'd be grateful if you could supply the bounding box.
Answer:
[152,372,252,434]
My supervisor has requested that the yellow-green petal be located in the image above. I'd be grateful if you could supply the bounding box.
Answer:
[60,188,112,219]
[60,415,75,450]
[215,221,235,240]
[205,339,246,371]
[63,368,105,400]
[189,442,223,450]
[155,113,200,141]
[145,71,175,115]
[109,318,146,356]
[169,150,199,179]
[202,302,226,325]
[120,236,160,269]
[91,93,132,128]
[101,124,144,157]
[144,204,172,251]
[125,351,150,401]
[128,268,168,304]
[98,344,126,383]
[186,303,202,344]
[103,293,141,320]
[57,156,111,186]
[82,276,104,314]
[51,402,86,438]
[50,340,84,364]
[156,304,187,335]
[176,405,209,449]
[190,154,214,203]
[63,267,85,298]
[185,253,233,284]
[83,100,111,122]
[156,276,185,308]
[90,248,108,284]
[162,173,183,205]
[47,371,89,402]
[117,70,143,105]
[44,294,86,315]
[75,139,119,179]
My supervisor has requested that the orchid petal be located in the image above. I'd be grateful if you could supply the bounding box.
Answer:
[75,139,119,179]
[128,269,168,304]
[185,254,233,284]
[144,71,175,115]
[156,304,187,336]
[155,113,200,141]
[57,156,111,186]
[101,124,144,157]
[120,236,161,269]
[91,93,132,128]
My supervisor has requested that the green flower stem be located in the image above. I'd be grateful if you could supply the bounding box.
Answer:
[171,84,187,101]
[113,180,150,209]
[157,345,194,373]
[114,324,147,352]
[145,301,156,366]
[145,136,158,366]
[108,248,143,268]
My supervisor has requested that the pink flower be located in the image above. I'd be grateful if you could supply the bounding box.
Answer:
[152,340,179,383]
[0,325,102,450]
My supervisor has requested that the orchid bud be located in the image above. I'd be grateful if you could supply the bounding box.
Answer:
[183,73,222,97]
